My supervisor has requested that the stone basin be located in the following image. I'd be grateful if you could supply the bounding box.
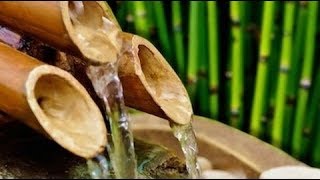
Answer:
[0,112,303,178]
[132,113,304,178]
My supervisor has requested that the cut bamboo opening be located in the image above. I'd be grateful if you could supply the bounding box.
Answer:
[118,33,193,125]
[0,1,120,64]
[0,42,107,159]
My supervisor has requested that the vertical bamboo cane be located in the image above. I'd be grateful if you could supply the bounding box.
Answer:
[197,2,209,116]
[125,1,135,33]
[145,2,156,38]
[133,1,150,39]
[292,1,318,159]
[271,2,296,148]
[304,67,320,163]
[172,1,185,81]
[187,2,200,103]
[115,1,127,28]
[230,1,243,128]
[207,1,219,119]
[283,1,308,151]
[263,2,282,140]
[153,1,173,66]
[250,1,276,137]
[241,1,254,132]
[311,104,320,166]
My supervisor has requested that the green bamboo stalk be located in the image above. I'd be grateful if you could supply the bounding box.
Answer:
[283,1,308,151]
[145,2,156,38]
[197,2,209,116]
[133,1,150,39]
[125,1,135,33]
[115,1,127,28]
[291,1,318,159]
[207,1,219,119]
[271,2,296,148]
[250,1,276,137]
[311,103,320,166]
[230,1,243,128]
[172,1,185,81]
[304,67,320,163]
[241,1,255,132]
[263,2,282,140]
[153,1,173,65]
[187,1,200,103]
[220,2,232,124]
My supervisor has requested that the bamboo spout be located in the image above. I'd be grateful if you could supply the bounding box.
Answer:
[118,33,193,125]
[0,2,193,124]
[0,42,107,159]
[0,1,120,64]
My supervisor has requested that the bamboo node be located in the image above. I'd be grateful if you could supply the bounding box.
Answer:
[126,14,134,23]
[187,77,197,85]
[231,20,241,27]
[283,32,292,37]
[261,116,268,123]
[286,96,297,105]
[173,25,182,32]
[209,86,219,94]
[259,55,269,63]
[225,71,232,79]
[299,79,311,89]
[303,127,311,136]
[231,109,240,118]
[136,10,147,17]
[300,1,308,7]
[280,65,290,73]
[198,69,207,77]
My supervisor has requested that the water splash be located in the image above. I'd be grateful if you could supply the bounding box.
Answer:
[86,154,112,179]
[170,120,201,179]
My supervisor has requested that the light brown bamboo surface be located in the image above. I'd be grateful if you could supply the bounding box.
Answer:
[0,42,107,159]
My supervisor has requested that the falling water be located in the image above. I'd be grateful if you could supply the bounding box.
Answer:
[68,1,137,178]
[170,120,201,179]
[86,154,112,179]
[86,63,137,179]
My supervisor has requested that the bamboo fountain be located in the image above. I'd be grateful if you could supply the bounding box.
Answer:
[0,1,307,179]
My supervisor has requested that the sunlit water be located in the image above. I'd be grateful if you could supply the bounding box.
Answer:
[171,120,201,179]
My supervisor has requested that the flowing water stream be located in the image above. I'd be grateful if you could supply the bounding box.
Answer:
[69,1,137,178]
[171,121,201,179]
[86,63,137,179]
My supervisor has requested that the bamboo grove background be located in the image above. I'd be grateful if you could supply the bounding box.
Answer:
[107,1,320,167]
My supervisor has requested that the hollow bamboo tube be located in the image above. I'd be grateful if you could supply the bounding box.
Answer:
[0,2,192,125]
[117,33,193,125]
[0,42,107,159]
[0,27,192,125]
[0,1,120,64]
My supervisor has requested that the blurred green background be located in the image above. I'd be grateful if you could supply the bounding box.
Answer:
[107,1,320,167]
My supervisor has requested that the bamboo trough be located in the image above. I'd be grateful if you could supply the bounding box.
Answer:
[0,42,107,159]
[0,1,193,125]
